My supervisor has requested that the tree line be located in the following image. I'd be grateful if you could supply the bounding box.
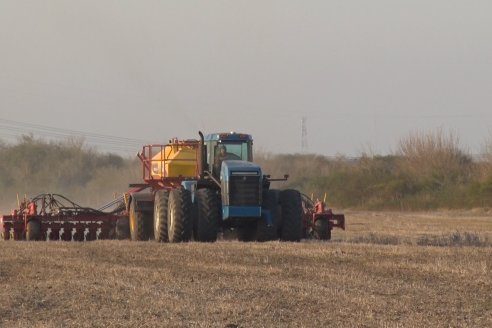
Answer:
[1,130,492,211]
[257,129,492,210]
[0,135,139,211]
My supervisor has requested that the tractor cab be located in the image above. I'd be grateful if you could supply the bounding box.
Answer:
[202,132,262,222]
[204,132,253,178]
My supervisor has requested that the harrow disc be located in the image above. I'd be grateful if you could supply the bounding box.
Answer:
[73,230,85,242]
[49,229,60,241]
[1,231,10,241]
[61,224,73,241]
[98,225,110,239]
[85,227,98,241]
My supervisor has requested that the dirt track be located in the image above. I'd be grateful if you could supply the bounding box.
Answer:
[1,212,491,327]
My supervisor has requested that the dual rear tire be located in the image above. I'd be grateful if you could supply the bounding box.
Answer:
[131,188,209,243]
[153,190,169,242]
[152,189,193,243]
[238,189,303,242]
[278,189,303,242]
[167,189,193,242]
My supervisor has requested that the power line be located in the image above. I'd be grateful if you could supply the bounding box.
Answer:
[0,118,149,144]
[0,118,152,155]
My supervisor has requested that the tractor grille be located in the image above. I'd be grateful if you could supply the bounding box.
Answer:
[229,175,260,206]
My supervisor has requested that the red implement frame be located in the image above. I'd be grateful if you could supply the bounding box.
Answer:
[301,194,345,240]
[0,194,124,241]
[310,200,345,229]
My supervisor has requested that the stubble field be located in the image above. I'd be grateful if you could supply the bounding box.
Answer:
[1,211,491,327]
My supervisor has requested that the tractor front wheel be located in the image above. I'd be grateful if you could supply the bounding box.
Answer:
[194,188,219,242]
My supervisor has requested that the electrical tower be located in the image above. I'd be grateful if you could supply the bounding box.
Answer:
[301,116,308,152]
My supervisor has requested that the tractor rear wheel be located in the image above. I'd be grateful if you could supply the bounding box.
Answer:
[256,189,280,241]
[116,217,130,240]
[154,190,169,242]
[194,188,219,242]
[167,189,192,243]
[314,218,331,240]
[129,201,148,241]
[26,220,41,241]
[279,189,303,242]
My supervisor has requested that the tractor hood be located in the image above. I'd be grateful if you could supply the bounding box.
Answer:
[220,160,262,179]
[220,160,263,216]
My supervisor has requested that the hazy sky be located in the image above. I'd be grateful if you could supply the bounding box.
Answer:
[1,1,491,156]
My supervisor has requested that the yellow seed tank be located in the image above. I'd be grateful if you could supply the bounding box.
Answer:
[150,142,199,179]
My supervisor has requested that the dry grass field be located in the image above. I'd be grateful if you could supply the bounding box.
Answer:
[1,211,491,328]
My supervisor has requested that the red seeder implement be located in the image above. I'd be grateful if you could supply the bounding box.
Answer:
[301,194,345,240]
[0,193,128,241]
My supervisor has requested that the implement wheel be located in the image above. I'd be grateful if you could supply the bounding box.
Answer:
[26,220,41,241]
[167,189,192,243]
[154,190,169,242]
[1,226,11,241]
[116,217,130,240]
[129,201,148,241]
[279,189,303,242]
[193,188,219,242]
[314,218,331,240]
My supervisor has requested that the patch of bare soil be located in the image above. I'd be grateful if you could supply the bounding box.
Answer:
[0,212,491,327]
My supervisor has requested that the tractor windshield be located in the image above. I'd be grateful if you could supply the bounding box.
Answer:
[217,142,250,161]
[210,141,252,177]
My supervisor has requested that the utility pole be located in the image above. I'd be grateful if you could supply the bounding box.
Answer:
[301,116,308,153]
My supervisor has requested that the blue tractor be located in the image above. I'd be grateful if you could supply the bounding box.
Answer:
[192,131,303,242]
[126,131,303,242]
